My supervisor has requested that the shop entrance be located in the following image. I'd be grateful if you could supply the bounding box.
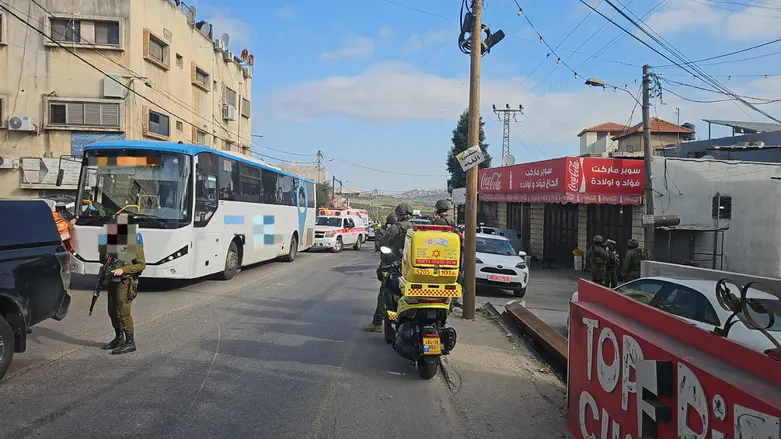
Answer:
[543,203,578,265]
[507,202,531,252]
[586,204,634,257]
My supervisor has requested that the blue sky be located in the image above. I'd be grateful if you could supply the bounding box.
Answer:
[192,0,781,192]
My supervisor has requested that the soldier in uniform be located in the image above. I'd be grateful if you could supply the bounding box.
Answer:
[374,213,397,252]
[622,238,644,282]
[605,239,620,288]
[589,235,609,287]
[365,203,413,332]
[100,213,146,355]
[431,199,455,227]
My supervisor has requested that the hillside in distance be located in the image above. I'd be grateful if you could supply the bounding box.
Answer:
[396,189,450,203]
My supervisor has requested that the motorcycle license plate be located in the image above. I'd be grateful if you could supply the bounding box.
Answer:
[422,337,441,355]
[489,274,511,283]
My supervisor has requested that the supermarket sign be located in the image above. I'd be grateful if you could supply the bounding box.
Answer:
[567,280,780,439]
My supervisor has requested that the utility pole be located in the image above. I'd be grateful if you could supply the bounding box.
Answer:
[642,64,655,260]
[492,104,524,162]
[316,150,323,184]
[463,0,483,320]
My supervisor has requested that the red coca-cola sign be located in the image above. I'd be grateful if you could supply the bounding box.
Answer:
[480,171,503,192]
[567,158,582,192]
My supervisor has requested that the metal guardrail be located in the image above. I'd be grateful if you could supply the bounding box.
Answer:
[504,302,568,370]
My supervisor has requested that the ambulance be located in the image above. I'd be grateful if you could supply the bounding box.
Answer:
[314,208,367,252]
[343,209,370,242]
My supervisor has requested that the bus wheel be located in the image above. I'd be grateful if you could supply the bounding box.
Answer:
[218,241,240,280]
[282,234,298,262]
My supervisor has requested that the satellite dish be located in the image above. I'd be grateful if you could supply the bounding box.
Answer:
[247,54,255,66]
[218,33,230,49]
[198,22,212,38]
[185,5,197,24]
[240,48,249,61]
[501,154,516,166]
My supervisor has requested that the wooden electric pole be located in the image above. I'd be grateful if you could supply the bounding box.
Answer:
[641,64,655,260]
[463,0,483,320]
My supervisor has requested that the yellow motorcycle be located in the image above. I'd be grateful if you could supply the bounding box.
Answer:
[379,224,461,379]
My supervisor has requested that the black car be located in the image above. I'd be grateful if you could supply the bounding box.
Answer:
[0,200,72,381]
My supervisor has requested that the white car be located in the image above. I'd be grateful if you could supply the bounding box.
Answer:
[568,276,781,355]
[475,233,529,297]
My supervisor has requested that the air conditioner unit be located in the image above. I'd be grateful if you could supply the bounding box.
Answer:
[8,116,36,132]
[103,75,125,98]
[223,104,237,121]
[222,50,232,61]
[0,155,18,169]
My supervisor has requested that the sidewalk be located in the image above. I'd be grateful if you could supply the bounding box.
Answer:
[441,307,571,439]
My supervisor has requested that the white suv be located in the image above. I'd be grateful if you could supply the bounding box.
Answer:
[474,233,529,297]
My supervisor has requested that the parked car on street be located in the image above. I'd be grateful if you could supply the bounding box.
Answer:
[475,233,529,297]
[568,277,781,355]
[0,200,72,381]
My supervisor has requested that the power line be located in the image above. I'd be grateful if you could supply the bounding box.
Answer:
[324,154,448,177]
[654,37,781,68]
[685,0,781,17]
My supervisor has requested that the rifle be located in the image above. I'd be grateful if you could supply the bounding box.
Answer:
[90,256,114,315]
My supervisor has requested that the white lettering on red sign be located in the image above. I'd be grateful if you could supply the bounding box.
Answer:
[480,172,502,191]
[568,158,581,192]
[578,316,780,439]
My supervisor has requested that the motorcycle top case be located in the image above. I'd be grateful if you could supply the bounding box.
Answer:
[401,228,460,284]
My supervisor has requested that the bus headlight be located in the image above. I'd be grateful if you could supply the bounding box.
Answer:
[154,245,189,265]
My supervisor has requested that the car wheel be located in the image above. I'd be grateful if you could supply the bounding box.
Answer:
[353,236,362,250]
[0,316,15,381]
[332,237,343,253]
[513,287,526,298]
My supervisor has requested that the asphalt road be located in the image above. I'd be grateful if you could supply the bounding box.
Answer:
[0,247,465,439]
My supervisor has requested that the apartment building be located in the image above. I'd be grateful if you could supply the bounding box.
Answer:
[0,0,255,197]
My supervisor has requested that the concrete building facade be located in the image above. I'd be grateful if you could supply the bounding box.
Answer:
[0,0,255,197]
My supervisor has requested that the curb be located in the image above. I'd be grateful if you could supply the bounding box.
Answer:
[504,302,569,373]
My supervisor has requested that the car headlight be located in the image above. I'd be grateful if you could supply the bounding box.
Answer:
[515,261,526,269]
[475,258,483,264]
[324,231,334,237]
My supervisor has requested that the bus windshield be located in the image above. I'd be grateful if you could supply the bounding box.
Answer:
[75,149,192,228]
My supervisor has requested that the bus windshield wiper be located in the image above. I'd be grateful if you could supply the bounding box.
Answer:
[127,212,168,228]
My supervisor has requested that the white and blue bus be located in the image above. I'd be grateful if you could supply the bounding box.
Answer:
[70,140,316,280]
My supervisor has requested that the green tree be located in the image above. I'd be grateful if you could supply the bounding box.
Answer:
[446,109,492,189]
[316,182,333,208]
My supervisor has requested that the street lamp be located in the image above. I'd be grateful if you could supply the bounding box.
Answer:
[584,77,640,105]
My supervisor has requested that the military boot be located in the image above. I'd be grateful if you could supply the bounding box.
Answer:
[111,331,136,355]
[102,330,124,350]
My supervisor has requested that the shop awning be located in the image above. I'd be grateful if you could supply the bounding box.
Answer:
[478,157,645,205]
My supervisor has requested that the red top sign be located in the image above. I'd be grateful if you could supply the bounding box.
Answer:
[568,280,781,439]
[479,157,644,205]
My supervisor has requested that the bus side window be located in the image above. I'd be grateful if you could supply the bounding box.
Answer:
[195,153,219,227]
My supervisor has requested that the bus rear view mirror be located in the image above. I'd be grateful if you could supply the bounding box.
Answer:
[56,169,65,186]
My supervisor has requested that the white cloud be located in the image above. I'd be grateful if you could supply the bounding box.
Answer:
[276,4,297,20]
[379,26,394,41]
[404,29,452,52]
[269,61,781,143]
[645,0,781,40]
[320,36,375,61]
[208,14,252,47]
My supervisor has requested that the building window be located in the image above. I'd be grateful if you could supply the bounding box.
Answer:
[145,108,170,139]
[196,129,209,146]
[224,140,235,151]
[46,99,122,130]
[144,29,169,70]
[191,63,210,91]
[0,95,6,129]
[0,13,5,44]
[47,17,123,49]
[94,21,120,45]
[223,86,237,107]
[176,53,183,68]
[176,120,183,131]
[51,18,80,42]
[241,97,251,118]
[712,195,732,220]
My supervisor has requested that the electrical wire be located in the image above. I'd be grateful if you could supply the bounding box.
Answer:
[324,154,448,178]
[658,77,781,103]
[685,0,781,18]
[654,37,781,68]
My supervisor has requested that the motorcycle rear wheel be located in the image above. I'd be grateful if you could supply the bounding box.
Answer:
[417,360,438,379]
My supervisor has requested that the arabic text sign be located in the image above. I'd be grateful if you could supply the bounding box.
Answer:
[457,145,485,172]
[568,281,781,439]
[478,158,566,194]
[571,157,645,195]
